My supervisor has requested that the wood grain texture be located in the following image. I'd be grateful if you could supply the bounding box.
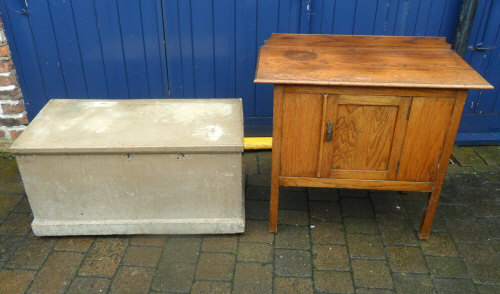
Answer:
[397,97,456,182]
[419,90,467,239]
[280,176,433,192]
[255,35,493,89]
[280,93,323,177]
[269,85,284,233]
[265,34,451,49]
[284,85,459,98]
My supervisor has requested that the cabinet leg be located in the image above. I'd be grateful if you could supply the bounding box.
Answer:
[269,179,279,233]
[419,188,441,240]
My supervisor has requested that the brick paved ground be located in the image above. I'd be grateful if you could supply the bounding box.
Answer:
[0,146,499,293]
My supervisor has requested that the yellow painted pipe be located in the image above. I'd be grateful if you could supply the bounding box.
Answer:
[244,137,272,150]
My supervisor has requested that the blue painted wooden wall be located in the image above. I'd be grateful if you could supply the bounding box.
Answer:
[8,0,495,141]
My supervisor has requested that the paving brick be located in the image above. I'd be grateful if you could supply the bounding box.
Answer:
[279,190,308,210]
[314,271,354,294]
[347,234,385,259]
[391,273,434,294]
[476,284,500,294]
[355,289,394,294]
[438,204,473,220]
[433,278,476,294]
[473,146,500,165]
[377,214,417,245]
[312,245,349,271]
[67,277,109,294]
[237,242,272,263]
[12,198,31,214]
[0,160,21,183]
[351,260,392,288]
[233,263,272,294]
[278,210,309,226]
[371,191,406,214]
[191,281,232,294]
[0,194,22,220]
[274,277,313,294]
[202,235,238,252]
[308,187,338,202]
[129,235,166,247]
[247,174,271,187]
[152,262,195,292]
[0,213,32,235]
[122,245,162,267]
[275,249,312,277]
[0,269,36,294]
[458,243,500,284]
[310,221,346,244]
[0,235,23,262]
[309,201,341,222]
[339,189,368,198]
[275,225,310,249]
[110,266,154,294]
[0,183,25,194]
[243,152,259,175]
[195,253,235,281]
[6,234,56,269]
[79,237,128,277]
[54,237,93,252]
[29,251,84,294]
[246,200,270,220]
[162,236,201,263]
[385,246,427,273]
[447,220,488,243]
[406,199,448,233]
[246,186,270,201]
[344,217,379,234]
[470,198,500,217]
[425,256,468,278]
[341,197,374,217]
[257,151,272,173]
[239,220,274,243]
[452,146,486,167]
[420,233,458,256]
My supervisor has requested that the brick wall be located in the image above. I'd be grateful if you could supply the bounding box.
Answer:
[0,17,27,140]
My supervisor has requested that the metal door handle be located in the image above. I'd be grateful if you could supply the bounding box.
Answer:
[325,121,334,141]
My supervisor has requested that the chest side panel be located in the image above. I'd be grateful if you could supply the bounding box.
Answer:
[397,96,456,182]
[280,92,323,177]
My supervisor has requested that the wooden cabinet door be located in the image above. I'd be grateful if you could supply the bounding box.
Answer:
[320,94,411,180]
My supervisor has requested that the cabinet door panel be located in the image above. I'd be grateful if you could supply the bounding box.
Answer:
[280,93,324,177]
[397,97,455,182]
[321,95,410,180]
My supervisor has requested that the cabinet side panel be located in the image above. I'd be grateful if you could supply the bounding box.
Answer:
[397,97,455,182]
[280,93,323,177]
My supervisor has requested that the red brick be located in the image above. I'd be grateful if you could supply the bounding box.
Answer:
[0,45,9,57]
[0,73,16,86]
[0,87,22,100]
[0,59,12,72]
[2,101,25,114]
[0,113,27,127]
[9,129,23,139]
[0,129,5,138]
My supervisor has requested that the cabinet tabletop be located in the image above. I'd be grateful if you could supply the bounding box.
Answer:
[255,34,492,90]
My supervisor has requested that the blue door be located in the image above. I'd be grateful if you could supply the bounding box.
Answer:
[456,0,500,145]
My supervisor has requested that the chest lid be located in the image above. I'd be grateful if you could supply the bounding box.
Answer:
[11,99,243,154]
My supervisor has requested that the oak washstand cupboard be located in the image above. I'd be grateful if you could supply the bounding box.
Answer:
[255,34,492,239]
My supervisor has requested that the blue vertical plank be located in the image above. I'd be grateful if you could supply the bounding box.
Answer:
[94,0,129,98]
[155,0,168,97]
[289,0,301,32]
[117,1,149,98]
[163,0,183,97]
[191,0,215,97]
[213,0,236,98]
[278,0,292,33]
[394,0,419,35]
[385,0,400,35]
[425,0,448,36]
[140,0,165,98]
[414,0,432,35]
[333,0,356,34]
[439,0,461,42]
[354,0,378,35]
[71,1,108,98]
[309,0,323,34]
[464,0,489,62]
[299,0,310,33]
[255,0,279,116]
[22,1,67,101]
[177,0,195,97]
[374,0,390,35]
[47,0,88,98]
[320,0,335,34]
[1,0,47,118]
[235,0,257,117]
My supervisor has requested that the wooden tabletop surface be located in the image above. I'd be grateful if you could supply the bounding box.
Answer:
[255,34,493,89]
